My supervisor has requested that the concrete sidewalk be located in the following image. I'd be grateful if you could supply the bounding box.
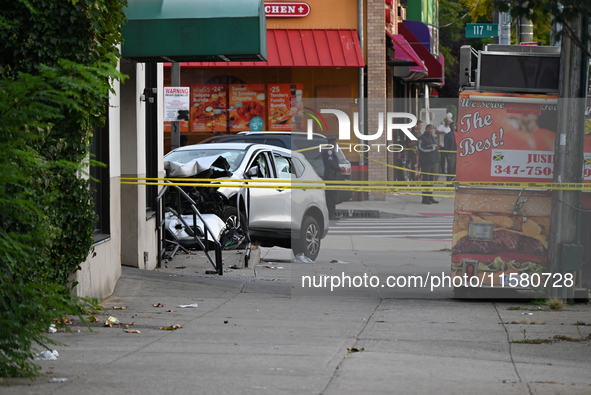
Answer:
[4,262,590,395]
[3,195,591,394]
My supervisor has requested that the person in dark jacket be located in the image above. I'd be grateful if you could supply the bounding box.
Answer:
[418,124,440,205]
[443,123,457,182]
[322,138,342,220]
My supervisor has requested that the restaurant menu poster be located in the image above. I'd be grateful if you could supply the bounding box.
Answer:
[190,84,228,132]
[267,83,303,131]
[228,84,266,132]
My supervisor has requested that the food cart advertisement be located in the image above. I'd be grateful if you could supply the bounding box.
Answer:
[452,91,569,288]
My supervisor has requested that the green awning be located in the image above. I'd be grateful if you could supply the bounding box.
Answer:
[122,0,267,62]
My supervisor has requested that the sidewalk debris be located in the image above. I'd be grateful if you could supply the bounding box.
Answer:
[48,378,68,383]
[48,324,57,333]
[35,350,59,360]
[105,316,120,326]
[330,259,350,264]
[157,324,183,330]
[294,254,314,263]
[347,347,364,353]
[177,303,198,308]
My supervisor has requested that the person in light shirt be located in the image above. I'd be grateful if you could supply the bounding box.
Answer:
[435,113,453,176]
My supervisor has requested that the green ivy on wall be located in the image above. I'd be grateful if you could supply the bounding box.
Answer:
[0,0,126,378]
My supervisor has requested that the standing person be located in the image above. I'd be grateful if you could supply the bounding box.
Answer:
[322,137,342,220]
[418,124,440,205]
[444,123,457,182]
[406,119,423,181]
[435,113,452,176]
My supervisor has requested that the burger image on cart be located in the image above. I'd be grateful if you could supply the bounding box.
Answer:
[451,189,550,288]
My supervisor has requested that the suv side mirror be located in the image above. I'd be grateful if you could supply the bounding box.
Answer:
[246,166,259,178]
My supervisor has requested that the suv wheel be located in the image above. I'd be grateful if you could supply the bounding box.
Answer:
[222,206,248,243]
[294,216,321,261]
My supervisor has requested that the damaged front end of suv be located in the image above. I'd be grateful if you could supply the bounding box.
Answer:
[163,154,248,254]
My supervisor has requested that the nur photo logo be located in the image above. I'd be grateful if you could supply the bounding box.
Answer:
[306,109,418,153]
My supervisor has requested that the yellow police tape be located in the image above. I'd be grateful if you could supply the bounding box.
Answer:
[121,177,591,194]
[357,153,452,177]
[122,179,454,193]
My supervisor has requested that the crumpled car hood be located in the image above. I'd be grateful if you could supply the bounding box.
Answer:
[164,155,231,178]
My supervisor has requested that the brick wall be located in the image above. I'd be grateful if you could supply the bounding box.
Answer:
[367,0,387,200]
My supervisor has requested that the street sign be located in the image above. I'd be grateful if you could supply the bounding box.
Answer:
[465,23,498,38]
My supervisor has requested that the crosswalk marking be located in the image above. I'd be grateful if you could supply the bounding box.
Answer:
[327,216,453,240]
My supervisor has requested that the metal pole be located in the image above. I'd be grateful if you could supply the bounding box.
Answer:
[358,0,365,166]
[498,10,511,45]
[548,14,589,299]
[170,62,181,150]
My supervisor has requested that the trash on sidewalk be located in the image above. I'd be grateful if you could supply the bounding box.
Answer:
[104,316,120,327]
[48,378,68,383]
[177,303,198,308]
[330,259,350,264]
[124,329,141,334]
[35,350,59,360]
[157,324,183,330]
[48,324,57,333]
[347,347,365,353]
[264,265,283,269]
[522,312,534,316]
[153,303,164,307]
[294,253,314,263]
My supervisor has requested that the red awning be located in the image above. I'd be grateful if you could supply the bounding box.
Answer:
[176,29,365,68]
[386,31,428,73]
[398,23,444,82]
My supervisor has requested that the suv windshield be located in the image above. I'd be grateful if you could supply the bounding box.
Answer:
[164,148,247,172]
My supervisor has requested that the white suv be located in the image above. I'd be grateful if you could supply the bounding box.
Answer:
[200,131,352,180]
[164,143,330,260]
